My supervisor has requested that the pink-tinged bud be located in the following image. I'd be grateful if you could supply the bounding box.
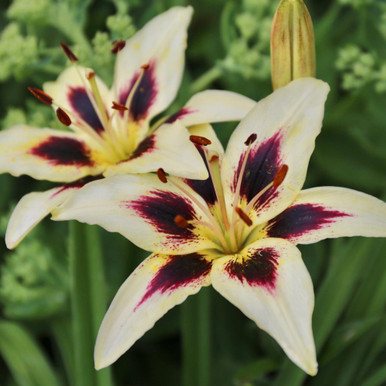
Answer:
[270,0,315,90]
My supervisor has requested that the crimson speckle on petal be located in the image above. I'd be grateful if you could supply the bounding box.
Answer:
[266,203,351,240]
[68,87,105,133]
[129,135,155,160]
[135,253,211,310]
[165,107,194,123]
[119,61,158,121]
[225,248,279,290]
[30,136,94,166]
[128,190,197,242]
[235,132,283,207]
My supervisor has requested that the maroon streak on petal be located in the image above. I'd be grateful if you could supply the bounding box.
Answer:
[118,61,158,121]
[266,203,351,241]
[51,175,103,198]
[225,248,279,290]
[135,253,212,310]
[184,146,217,205]
[68,87,105,133]
[234,132,283,208]
[129,134,156,160]
[127,190,197,242]
[165,107,195,124]
[30,136,94,166]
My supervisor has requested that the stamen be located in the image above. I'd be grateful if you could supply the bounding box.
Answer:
[244,133,257,146]
[273,164,289,188]
[190,135,212,146]
[111,101,128,111]
[174,215,189,228]
[28,87,53,105]
[60,42,78,62]
[235,207,253,226]
[111,40,126,54]
[157,168,167,183]
[56,108,72,126]
[141,63,150,70]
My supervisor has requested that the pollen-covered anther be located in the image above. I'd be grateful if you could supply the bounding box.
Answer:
[235,207,253,226]
[86,71,95,80]
[111,40,126,54]
[28,87,53,105]
[56,108,72,126]
[60,42,78,62]
[189,135,212,146]
[157,168,168,183]
[141,63,150,70]
[111,101,128,111]
[174,214,190,228]
[244,133,257,146]
[273,164,289,188]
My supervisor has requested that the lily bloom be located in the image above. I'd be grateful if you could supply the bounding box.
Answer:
[0,6,255,249]
[53,78,386,375]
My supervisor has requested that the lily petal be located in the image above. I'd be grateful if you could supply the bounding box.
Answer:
[44,66,111,134]
[0,125,105,182]
[265,187,386,244]
[211,238,317,375]
[113,6,193,123]
[5,180,94,249]
[53,174,217,253]
[104,121,208,180]
[166,90,256,126]
[224,78,330,225]
[95,251,212,369]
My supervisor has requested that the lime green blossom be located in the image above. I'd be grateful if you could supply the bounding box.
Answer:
[0,239,69,320]
[107,13,136,41]
[0,23,39,81]
[7,0,52,25]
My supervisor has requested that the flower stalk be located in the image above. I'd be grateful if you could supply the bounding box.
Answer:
[271,0,316,90]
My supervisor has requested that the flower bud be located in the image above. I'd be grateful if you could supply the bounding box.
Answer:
[270,0,315,90]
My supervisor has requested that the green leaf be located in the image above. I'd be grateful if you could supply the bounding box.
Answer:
[0,320,62,386]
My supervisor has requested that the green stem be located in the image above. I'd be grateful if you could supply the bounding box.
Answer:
[69,222,113,386]
[181,287,211,386]
[190,66,222,94]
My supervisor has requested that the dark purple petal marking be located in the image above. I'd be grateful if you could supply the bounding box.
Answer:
[135,253,211,310]
[225,248,279,290]
[266,203,351,240]
[184,146,217,205]
[165,107,195,123]
[129,134,156,160]
[127,190,197,242]
[68,87,105,133]
[118,61,158,121]
[30,136,94,166]
[51,175,103,198]
[234,132,283,208]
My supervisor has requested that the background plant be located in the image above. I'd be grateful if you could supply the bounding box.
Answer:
[0,0,385,385]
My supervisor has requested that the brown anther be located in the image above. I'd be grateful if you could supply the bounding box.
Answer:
[60,42,78,62]
[28,87,53,105]
[111,101,128,111]
[244,133,257,146]
[86,71,95,80]
[209,154,219,163]
[174,215,189,228]
[157,168,167,183]
[273,164,289,188]
[235,207,253,227]
[189,135,212,146]
[111,40,126,54]
[56,108,72,126]
[141,63,150,70]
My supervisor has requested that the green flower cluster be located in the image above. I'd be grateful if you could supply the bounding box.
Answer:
[221,0,275,79]
[0,235,69,320]
[336,45,386,93]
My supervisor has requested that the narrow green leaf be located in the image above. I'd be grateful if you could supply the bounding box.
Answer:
[0,320,61,386]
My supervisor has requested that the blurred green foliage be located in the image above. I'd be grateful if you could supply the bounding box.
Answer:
[0,0,385,385]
